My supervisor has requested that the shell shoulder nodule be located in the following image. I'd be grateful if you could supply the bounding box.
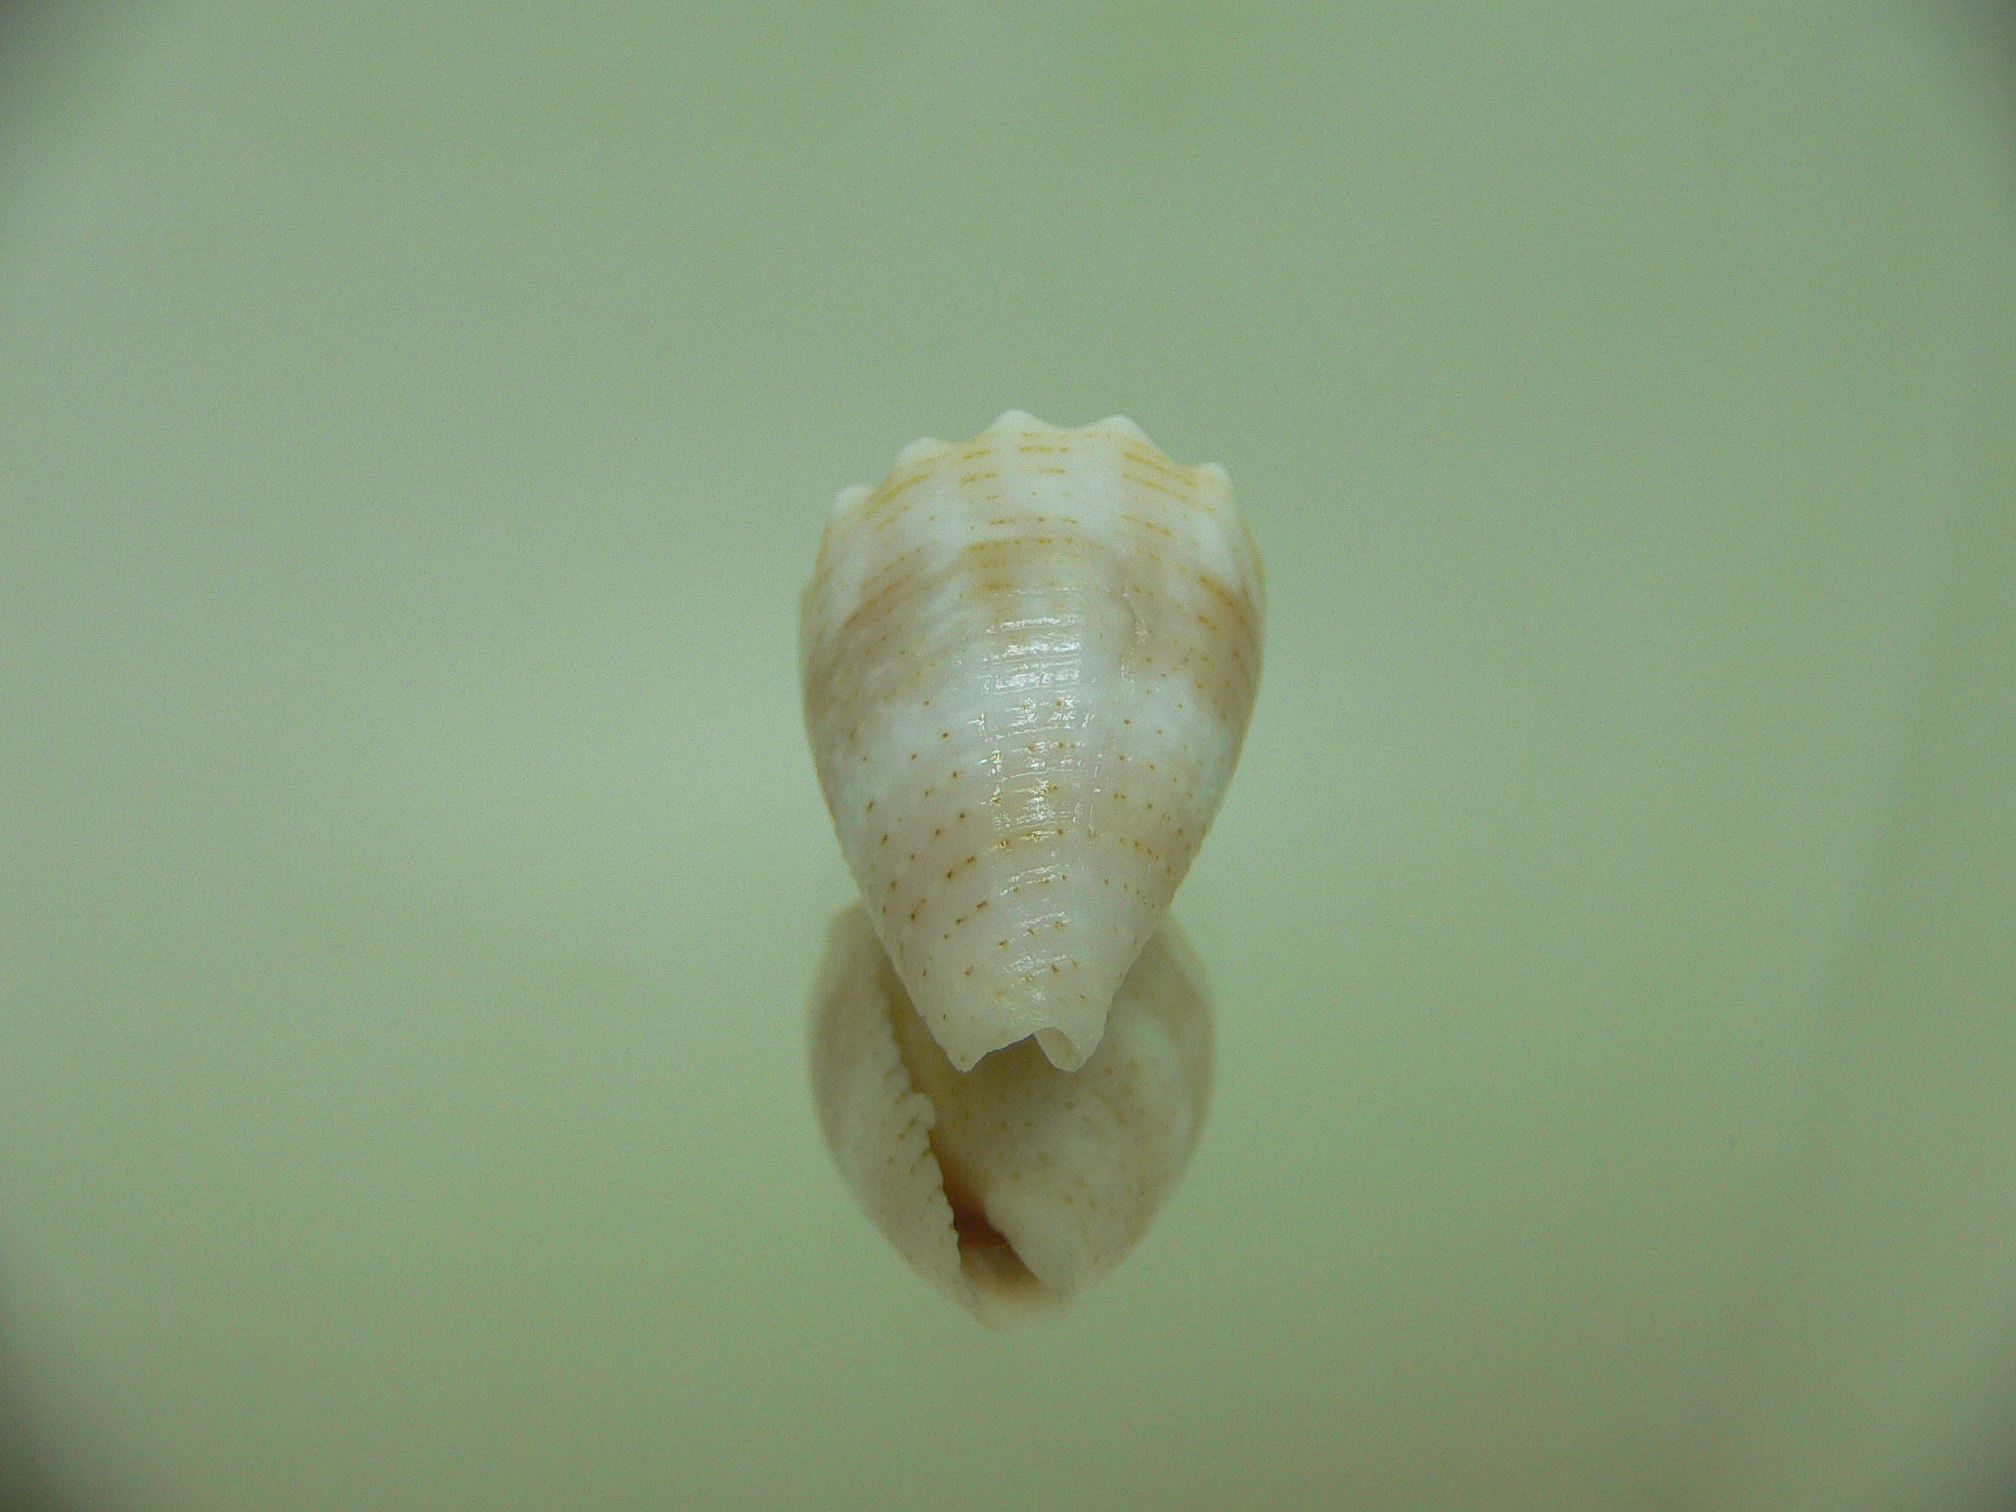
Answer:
[828,483,873,520]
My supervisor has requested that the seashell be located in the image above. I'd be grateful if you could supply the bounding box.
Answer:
[799,411,1263,1073]
[808,902,1213,1326]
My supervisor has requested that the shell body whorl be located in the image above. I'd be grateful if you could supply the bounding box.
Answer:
[800,411,1263,1072]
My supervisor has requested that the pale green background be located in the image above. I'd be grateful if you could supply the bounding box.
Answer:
[2,3,2012,1510]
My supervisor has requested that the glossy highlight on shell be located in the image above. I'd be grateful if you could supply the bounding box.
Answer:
[801,410,1262,1324]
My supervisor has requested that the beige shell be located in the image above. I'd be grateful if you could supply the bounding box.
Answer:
[799,411,1263,1073]
[808,903,1213,1327]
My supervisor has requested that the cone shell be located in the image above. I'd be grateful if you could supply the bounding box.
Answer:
[808,903,1213,1327]
[800,411,1263,1072]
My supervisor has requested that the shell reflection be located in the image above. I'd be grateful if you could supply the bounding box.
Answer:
[808,903,1213,1327]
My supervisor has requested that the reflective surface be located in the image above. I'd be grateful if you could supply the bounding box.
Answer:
[1,4,2012,1510]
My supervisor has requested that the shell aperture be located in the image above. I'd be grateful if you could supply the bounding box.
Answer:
[799,411,1263,1073]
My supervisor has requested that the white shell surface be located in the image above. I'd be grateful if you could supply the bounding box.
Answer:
[808,903,1213,1327]
[800,411,1263,1071]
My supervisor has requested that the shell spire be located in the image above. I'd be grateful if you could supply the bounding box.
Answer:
[800,411,1263,1072]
